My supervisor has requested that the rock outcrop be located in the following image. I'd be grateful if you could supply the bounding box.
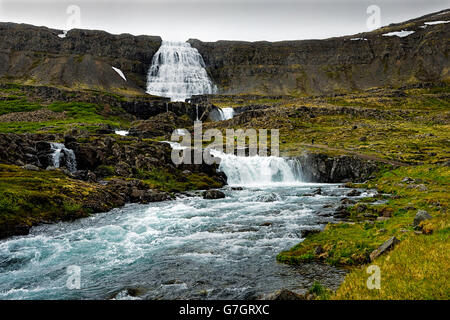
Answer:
[0,23,161,92]
[295,152,382,183]
[1,10,449,96]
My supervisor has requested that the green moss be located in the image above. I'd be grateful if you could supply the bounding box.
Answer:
[0,164,107,230]
[277,164,449,299]
[139,168,223,193]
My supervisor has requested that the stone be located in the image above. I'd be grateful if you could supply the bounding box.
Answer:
[314,245,324,255]
[263,289,305,300]
[260,222,272,227]
[22,164,39,171]
[301,228,321,238]
[401,177,414,183]
[413,210,432,228]
[202,189,225,199]
[370,236,400,261]
[341,198,356,205]
[346,189,361,197]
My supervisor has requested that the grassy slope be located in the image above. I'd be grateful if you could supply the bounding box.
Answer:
[0,84,131,133]
[0,164,107,229]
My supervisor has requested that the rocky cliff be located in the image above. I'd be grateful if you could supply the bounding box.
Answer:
[0,23,161,93]
[189,10,450,95]
[0,10,448,96]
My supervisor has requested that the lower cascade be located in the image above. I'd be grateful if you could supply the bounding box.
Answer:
[146,41,217,102]
[211,151,303,186]
[217,107,234,121]
[50,142,77,173]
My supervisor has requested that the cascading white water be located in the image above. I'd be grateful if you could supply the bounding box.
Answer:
[218,108,235,121]
[50,143,77,173]
[146,41,217,102]
[210,150,303,187]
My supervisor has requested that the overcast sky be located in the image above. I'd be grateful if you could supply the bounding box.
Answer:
[0,0,448,41]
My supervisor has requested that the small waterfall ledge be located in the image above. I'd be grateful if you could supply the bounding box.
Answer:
[49,142,77,173]
[146,41,217,102]
[211,150,303,187]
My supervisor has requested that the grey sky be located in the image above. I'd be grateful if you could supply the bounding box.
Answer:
[0,0,448,41]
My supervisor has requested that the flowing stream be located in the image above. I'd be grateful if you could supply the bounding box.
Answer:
[0,152,371,300]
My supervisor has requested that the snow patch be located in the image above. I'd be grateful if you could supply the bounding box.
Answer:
[424,20,449,25]
[115,130,129,136]
[112,67,127,81]
[350,38,368,41]
[57,30,68,38]
[382,30,415,38]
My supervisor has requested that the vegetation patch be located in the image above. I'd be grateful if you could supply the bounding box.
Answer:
[277,165,449,299]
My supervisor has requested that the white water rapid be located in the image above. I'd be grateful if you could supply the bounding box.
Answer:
[217,107,235,121]
[146,41,217,102]
[50,143,77,173]
[210,150,303,187]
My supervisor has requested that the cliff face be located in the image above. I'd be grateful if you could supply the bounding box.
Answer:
[0,10,448,96]
[189,10,450,95]
[0,23,161,93]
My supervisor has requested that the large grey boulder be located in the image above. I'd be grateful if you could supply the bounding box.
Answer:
[202,189,225,199]
[413,210,432,228]
[370,236,400,261]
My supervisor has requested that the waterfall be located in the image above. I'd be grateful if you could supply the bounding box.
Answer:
[146,41,217,102]
[218,107,234,121]
[50,143,77,173]
[210,150,303,187]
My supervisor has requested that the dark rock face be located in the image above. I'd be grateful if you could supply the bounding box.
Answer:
[189,11,450,95]
[202,189,226,199]
[370,236,400,261]
[129,111,192,138]
[1,10,449,96]
[295,153,381,183]
[0,23,162,91]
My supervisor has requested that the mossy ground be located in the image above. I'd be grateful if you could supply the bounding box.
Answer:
[0,164,104,229]
[136,167,223,193]
[209,84,450,165]
[277,165,449,299]
[0,84,132,134]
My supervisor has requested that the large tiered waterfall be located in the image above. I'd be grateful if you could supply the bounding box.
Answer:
[146,41,217,102]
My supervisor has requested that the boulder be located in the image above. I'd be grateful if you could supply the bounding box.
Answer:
[22,164,39,171]
[370,236,400,261]
[300,228,321,238]
[256,192,281,202]
[202,189,225,199]
[413,210,432,228]
[347,189,361,197]
[263,289,305,300]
